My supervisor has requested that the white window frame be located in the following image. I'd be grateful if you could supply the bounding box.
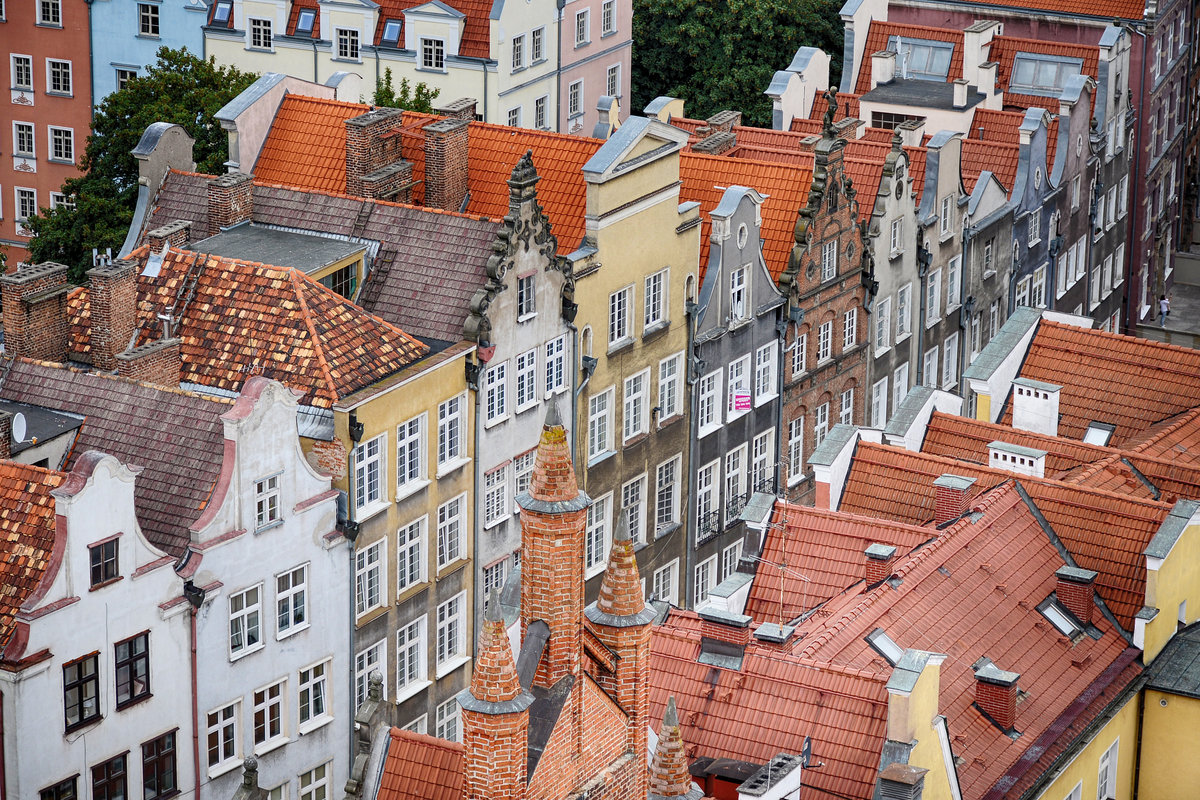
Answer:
[893,363,909,409]
[395,616,429,702]
[46,58,72,95]
[606,63,620,98]
[535,95,548,129]
[276,563,308,638]
[656,455,681,533]
[46,126,73,164]
[435,592,468,677]
[512,34,525,71]
[255,473,281,530]
[396,516,426,594]
[925,269,941,328]
[754,341,778,405]
[229,584,263,659]
[575,8,589,45]
[1096,738,1119,800]
[355,539,385,618]
[206,701,241,776]
[724,444,747,524]
[890,218,903,255]
[507,107,521,127]
[871,377,889,427]
[817,321,833,363]
[588,386,615,461]
[252,679,287,753]
[421,38,445,70]
[568,79,583,117]
[939,195,953,238]
[602,0,616,34]
[11,54,33,91]
[644,268,668,329]
[623,369,650,441]
[545,335,567,396]
[792,333,808,377]
[942,332,959,389]
[532,27,545,62]
[651,559,678,605]
[14,188,36,224]
[695,555,717,606]
[729,265,748,321]
[483,464,510,529]
[437,393,467,474]
[13,121,35,158]
[249,17,272,50]
[875,298,892,353]
[721,540,743,582]
[585,492,612,577]
[38,0,61,25]
[436,697,460,742]
[353,433,387,516]
[923,346,939,388]
[516,273,536,319]
[299,764,331,800]
[336,28,361,60]
[814,403,829,445]
[787,416,805,486]
[621,473,647,544]
[436,494,466,569]
[726,355,751,420]
[896,283,912,340]
[138,2,160,36]
[821,240,837,282]
[697,368,723,436]
[354,640,386,710]
[609,285,633,347]
[696,460,719,536]
[396,414,427,498]
[515,348,538,412]
[298,660,331,731]
[843,308,858,348]
[484,361,508,426]
[751,429,774,490]
[658,352,683,421]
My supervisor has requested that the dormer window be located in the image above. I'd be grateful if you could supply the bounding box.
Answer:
[89,539,119,588]
[886,35,954,81]
[380,19,401,47]
[865,628,903,665]
[1038,597,1083,638]
[1083,422,1116,446]
[211,0,232,25]
[296,9,316,36]
[1010,53,1083,97]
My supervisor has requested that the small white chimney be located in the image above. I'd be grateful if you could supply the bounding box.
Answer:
[978,61,999,99]
[1011,377,1060,436]
[962,20,1001,87]
[872,50,896,88]
[738,753,804,800]
[988,441,1046,478]
[953,79,969,109]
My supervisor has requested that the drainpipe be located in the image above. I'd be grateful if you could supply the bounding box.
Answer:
[914,242,931,386]
[374,47,381,99]
[347,534,355,771]
[182,580,207,800]
[556,0,564,131]
[312,37,319,83]
[482,62,489,123]
[684,298,701,606]
[470,347,487,636]
[773,306,788,503]
[0,690,7,800]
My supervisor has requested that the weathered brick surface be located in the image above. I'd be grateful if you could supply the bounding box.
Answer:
[648,699,692,797]
[207,172,253,232]
[115,338,181,386]
[146,219,192,251]
[424,118,470,211]
[87,259,138,372]
[935,483,970,524]
[307,438,348,480]
[864,553,895,585]
[1056,577,1094,624]
[345,107,414,199]
[976,679,1017,730]
[463,708,528,799]
[0,262,69,362]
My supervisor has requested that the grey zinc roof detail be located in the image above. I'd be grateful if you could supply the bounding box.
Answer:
[739,754,803,797]
[582,116,652,175]
[711,186,765,220]
[1144,622,1200,699]
[642,96,677,116]
[516,489,593,514]
[887,650,931,693]
[883,385,934,437]
[753,622,795,643]
[697,606,752,628]
[988,440,1048,459]
[962,306,1042,380]
[933,474,977,491]
[0,399,83,455]
[1099,25,1122,47]
[133,122,183,157]
[1012,376,1061,392]
[765,70,794,97]
[1055,565,1098,583]
[710,571,753,600]
[865,543,898,560]
[862,79,985,111]
[1144,499,1200,560]
[739,491,776,525]
[215,73,288,123]
[786,46,822,73]
[456,686,535,714]
[584,602,658,628]
[408,0,465,18]
[807,423,857,467]
[190,225,365,272]
[974,659,1020,686]
[516,619,549,689]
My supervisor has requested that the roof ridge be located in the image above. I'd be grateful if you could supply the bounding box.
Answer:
[167,168,217,179]
[387,726,466,752]
[1040,318,1200,365]
[285,93,370,111]
[287,269,340,405]
[989,32,1101,51]
[1126,406,1200,454]
[927,410,1118,455]
[681,150,816,175]
[775,499,943,538]
[7,357,234,404]
[0,459,66,481]
[872,19,964,35]
[252,178,503,223]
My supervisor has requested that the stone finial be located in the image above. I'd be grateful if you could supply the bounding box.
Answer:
[822,88,838,138]
[241,756,259,788]
[468,592,523,704]
[649,697,694,799]
[508,149,540,192]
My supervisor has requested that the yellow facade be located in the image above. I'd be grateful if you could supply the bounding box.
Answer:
[974,391,991,422]
[1031,693,1139,800]
[1139,689,1200,799]
[1140,518,1200,662]
[890,657,956,800]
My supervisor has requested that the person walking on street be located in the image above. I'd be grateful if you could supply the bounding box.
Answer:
[1160,294,1171,327]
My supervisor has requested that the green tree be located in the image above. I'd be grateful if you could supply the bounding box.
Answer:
[26,47,257,279]
[372,68,440,113]
[632,0,843,127]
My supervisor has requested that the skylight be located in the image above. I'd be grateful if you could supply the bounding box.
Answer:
[296,9,316,35]
[866,628,904,665]
[212,0,232,23]
[1083,422,1115,446]
[1010,53,1083,97]
[381,19,401,46]
[1040,599,1083,638]
[887,35,954,82]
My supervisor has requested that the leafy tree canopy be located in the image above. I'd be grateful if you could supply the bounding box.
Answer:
[631,0,843,127]
[27,47,257,280]
[372,68,440,113]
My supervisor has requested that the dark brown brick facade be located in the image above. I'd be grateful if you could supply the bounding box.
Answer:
[87,259,138,372]
[423,118,470,212]
[207,173,253,233]
[345,107,414,201]
[115,338,181,387]
[0,262,70,362]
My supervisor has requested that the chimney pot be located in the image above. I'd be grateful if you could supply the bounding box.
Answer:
[433,97,479,121]
[1055,565,1098,625]
[116,337,182,387]
[706,109,742,134]
[692,131,738,156]
[697,606,753,646]
[876,763,929,800]
[973,658,1020,731]
[872,50,896,87]
[146,219,192,251]
[423,118,471,212]
[865,543,899,585]
[953,79,970,109]
[933,474,976,525]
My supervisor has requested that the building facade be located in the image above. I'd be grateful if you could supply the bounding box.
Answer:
[89,0,209,103]
[558,0,632,134]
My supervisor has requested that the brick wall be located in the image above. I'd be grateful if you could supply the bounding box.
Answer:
[935,483,970,524]
[462,709,529,799]
[116,338,181,387]
[87,259,138,372]
[434,98,479,121]
[526,694,581,799]
[1056,577,1094,624]
[424,118,470,211]
[976,679,1017,730]
[864,553,895,585]
[207,173,253,232]
[345,107,414,199]
[0,262,70,362]
[146,220,192,251]
[0,411,11,460]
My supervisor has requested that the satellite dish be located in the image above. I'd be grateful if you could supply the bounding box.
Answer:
[11,413,26,444]
[801,736,812,768]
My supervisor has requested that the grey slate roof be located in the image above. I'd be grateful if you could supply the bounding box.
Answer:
[1145,622,1200,699]
[0,359,229,557]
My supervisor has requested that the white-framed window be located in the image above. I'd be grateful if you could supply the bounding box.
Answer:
[568,80,583,117]
[697,369,722,434]
[925,270,941,328]
[729,266,748,320]
[437,394,465,468]
[1106,187,1117,229]
[970,315,981,362]
[435,697,460,742]
[651,560,678,605]
[871,377,888,427]
[255,474,281,530]
[787,416,805,485]
[115,67,137,91]
[843,308,858,348]
[507,107,521,127]
[645,268,667,329]
[1096,739,1119,800]
[484,465,510,528]
[893,362,909,409]
[421,38,445,70]
[821,240,837,281]
[15,188,36,223]
[727,355,751,419]
[1064,782,1082,800]
[989,299,1000,337]
[792,333,807,376]
[939,195,953,237]
[396,616,427,696]
[515,273,536,319]
[545,335,567,395]
[229,585,263,658]
[623,369,649,440]
[834,387,853,427]
[355,539,385,617]
[602,0,615,33]
[1071,175,1081,211]
[982,239,995,276]
[622,474,647,544]
[436,494,465,568]
[252,679,286,749]
[607,64,620,98]
[206,701,240,772]
[575,8,589,45]
[1016,275,1032,308]
[353,433,386,512]
[752,429,774,489]
[512,34,525,71]
[47,59,71,94]
[11,55,33,90]
[299,763,330,800]
[249,18,272,49]
[336,28,360,59]
[942,332,959,389]
[896,284,912,339]
[298,660,329,727]
[484,559,507,597]
[658,352,683,420]
[535,96,548,129]
[814,403,829,445]
[515,349,538,411]
[609,285,632,346]
[585,492,612,575]
[696,460,718,534]
[532,27,545,61]
[39,0,61,25]
[48,126,73,163]
[724,445,747,523]
[514,450,536,497]
[656,456,681,532]
[754,341,777,402]
[1119,175,1128,218]
[14,122,35,157]
[276,564,308,637]
[721,540,743,582]
[396,414,425,495]
[875,298,892,352]
[396,517,426,593]
[588,387,614,459]
[1114,244,1125,286]
[890,219,903,254]
[923,346,939,387]
[1032,265,1047,308]
[484,361,508,425]
[1027,214,1040,245]
[695,555,717,605]
[354,640,385,710]
[435,592,467,671]
[817,321,833,363]
[138,2,160,35]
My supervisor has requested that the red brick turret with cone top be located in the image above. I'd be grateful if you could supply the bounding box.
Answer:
[648,697,703,800]
[459,593,533,800]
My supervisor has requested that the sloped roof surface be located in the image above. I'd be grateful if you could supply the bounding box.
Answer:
[961,139,1019,193]
[969,108,1027,143]
[151,170,211,232]
[0,359,228,556]
[923,411,1118,477]
[379,728,464,800]
[805,93,862,122]
[254,95,370,193]
[855,21,966,94]
[0,460,63,652]
[987,36,1100,113]
[929,0,1143,20]
[651,614,889,800]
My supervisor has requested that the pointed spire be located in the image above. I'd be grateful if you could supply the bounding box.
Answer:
[525,401,583,506]
[592,511,649,618]
[468,592,522,704]
[649,697,694,799]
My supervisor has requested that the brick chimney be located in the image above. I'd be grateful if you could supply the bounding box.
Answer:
[434,97,479,121]
[1055,565,1098,625]
[692,131,737,155]
[458,594,533,800]
[933,474,976,525]
[344,107,414,201]
[0,262,70,362]
[865,543,898,585]
[516,403,590,690]
[697,605,753,647]
[648,698,701,800]
[0,410,11,460]
[146,220,192,251]
[116,338,181,387]
[584,513,656,787]
[207,172,253,232]
[87,259,138,372]
[705,110,742,133]
[423,118,471,212]
[973,658,1020,731]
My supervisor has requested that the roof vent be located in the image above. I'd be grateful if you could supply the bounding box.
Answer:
[753,621,795,645]
[988,441,1046,478]
[865,543,898,585]
[1055,565,1098,625]
[933,474,976,525]
[973,657,1020,731]
[738,752,804,799]
[1011,377,1061,436]
[876,763,928,800]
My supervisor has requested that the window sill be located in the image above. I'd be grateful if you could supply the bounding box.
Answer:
[396,478,431,504]
[254,519,284,534]
[895,333,912,345]
[331,57,363,64]
[244,47,273,53]
[230,643,265,663]
[515,402,539,416]
[755,392,777,408]
[698,423,721,439]
[254,736,289,758]
[656,412,683,430]
[355,500,390,525]
[623,430,648,448]
[532,57,548,66]
[889,249,904,261]
[45,92,73,99]
[642,319,670,341]
[89,575,124,592]
[938,231,953,244]
[601,29,618,38]
[355,604,387,626]
[982,269,997,280]
[483,515,508,531]
[484,414,510,430]
[208,759,243,780]
[517,311,537,323]
[585,563,606,580]
[726,409,749,424]
[277,621,310,641]
[298,714,334,737]
[587,449,616,468]
[116,693,153,712]
[655,522,680,541]
[436,455,470,480]
[395,678,432,705]
[512,65,528,75]
[607,338,634,356]
[574,40,591,49]
[568,111,585,120]
[874,346,892,358]
[544,386,568,401]
[36,22,64,29]
[416,66,448,75]
[435,654,470,680]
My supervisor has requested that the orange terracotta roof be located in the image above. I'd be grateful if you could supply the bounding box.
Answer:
[855,22,965,94]
[859,126,896,143]
[843,157,886,211]
[0,461,63,654]
[1002,320,1200,444]
[670,117,707,135]
[987,35,1100,115]
[378,728,464,800]
[726,144,812,167]
[651,615,889,800]
[788,118,823,135]
[743,502,934,622]
[733,126,810,150]
[969,108,1027,143]
[922,411,1120,478]
[938,0,1143,20]
[806,92,862,122]
[679,152,812,282]
[962,139,1019,193]
[67,247,429,408]
[373,0,493,59]
[791,484,1139,798]
[254,95,370,193]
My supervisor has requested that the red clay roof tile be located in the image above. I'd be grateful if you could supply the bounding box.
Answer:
[962,139,1019,193]
[0,460,63,653]
[379,728,464,800]
[254,95,370,193]
[855,22,966,95]
[938,0,1144,20]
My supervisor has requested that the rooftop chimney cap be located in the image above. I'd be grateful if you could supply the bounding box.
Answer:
[1055,565,1098,584]
[933,474,977,492]
[865,543,898,562]
[973,657,1019,687]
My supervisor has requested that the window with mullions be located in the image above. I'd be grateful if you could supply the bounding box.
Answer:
[91,754,126,800]
[115,632,150,707]
[337,28,360,60]
[422,38,445,69]
[40,778,77,800]
[886,35,954,81]
[319,262,357,298]
[64,654,100,730]
[1010,53,1083,97]
[142,732,177,800]
[90,539,118,587]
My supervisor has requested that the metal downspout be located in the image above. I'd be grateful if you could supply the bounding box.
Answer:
[86,0,96,117]
[685,302,700,606]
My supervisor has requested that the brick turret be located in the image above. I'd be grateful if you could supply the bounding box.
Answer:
[648,698,702,800]
[459,594,533,800]
[585,513,656,784]
[517,403,591,690]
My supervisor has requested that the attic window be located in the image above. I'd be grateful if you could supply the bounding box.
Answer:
[296,9,316,35]
[1038,598,1082,638]
[886,35,954,81]
[1083,422,1115,446]
[1010,53,1083,97]
[380,19,401,46]
[865,628,903,666]
[211,0,232,24]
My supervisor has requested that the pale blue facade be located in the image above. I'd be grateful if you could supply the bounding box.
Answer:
[89,0,211,105]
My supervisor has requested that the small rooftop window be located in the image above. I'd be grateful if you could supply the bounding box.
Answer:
[1010,53,1083,97]
[865,628,903,666]
[380,19,401,46]
[212,0,232,24]
[296,9,316,35]
[887,35,954,82]
[1082,421,1116,446]
[1039,597,1083,638]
